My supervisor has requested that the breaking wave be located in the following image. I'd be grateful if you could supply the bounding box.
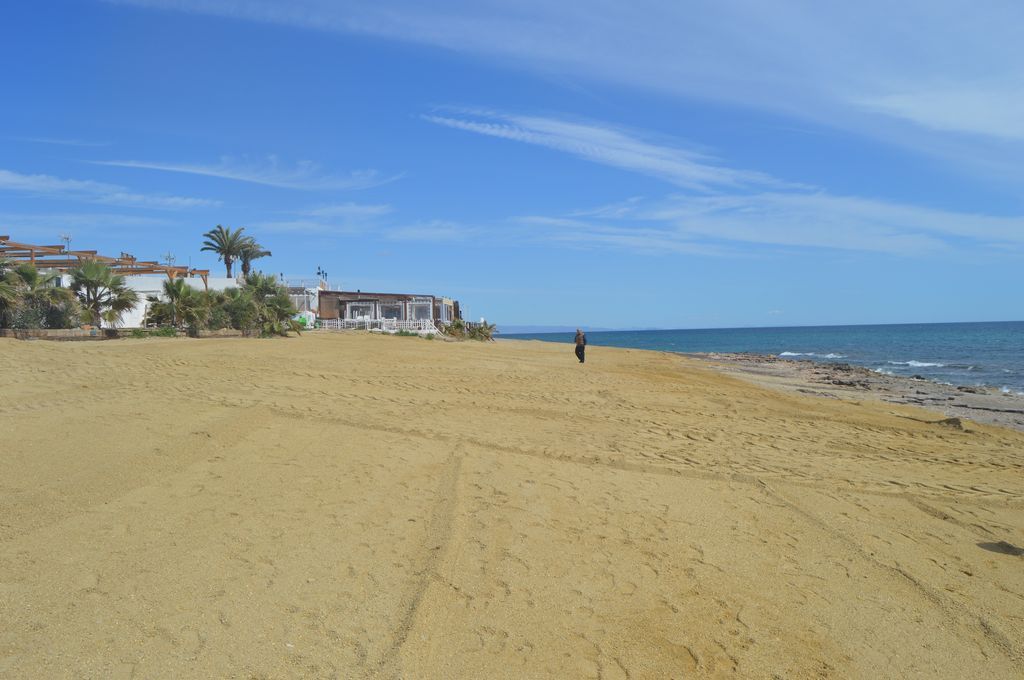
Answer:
[778,352,846,359]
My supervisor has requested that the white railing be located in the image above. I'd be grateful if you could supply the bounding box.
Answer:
[317,318,444,334]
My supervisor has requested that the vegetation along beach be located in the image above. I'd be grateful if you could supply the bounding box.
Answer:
[3,333,1024,678]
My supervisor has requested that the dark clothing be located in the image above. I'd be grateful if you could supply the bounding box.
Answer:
[574,331,586,363]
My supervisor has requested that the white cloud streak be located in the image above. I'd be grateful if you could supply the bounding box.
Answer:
[0,211,174,238]
[90,157,401,191]
[253,202,394,235]
[424,111,794,191]
[854,81,1024,140]
[10,136,109,147]
[0,168,219,209]
[254,204,472,242]
[303,203,393,218]
[386,220,472,241]
[515,192,1024,256]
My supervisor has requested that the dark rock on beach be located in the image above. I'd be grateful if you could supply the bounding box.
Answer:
[689,352,1024,433]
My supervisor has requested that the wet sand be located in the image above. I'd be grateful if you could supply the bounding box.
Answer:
[2,333,1023,678]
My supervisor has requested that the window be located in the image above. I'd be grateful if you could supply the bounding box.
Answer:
[411,303,431,320]
[348,303,373,319]
[380,303,404,320]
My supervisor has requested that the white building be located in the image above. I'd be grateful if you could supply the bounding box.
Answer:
[59,274,241,328]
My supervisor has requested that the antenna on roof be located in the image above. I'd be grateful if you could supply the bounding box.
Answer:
[163,251,175,267]
[59,233,72,252]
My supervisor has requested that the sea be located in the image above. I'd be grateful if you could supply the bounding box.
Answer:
[501,321,1024,394]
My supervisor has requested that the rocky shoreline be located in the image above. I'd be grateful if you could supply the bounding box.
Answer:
[689,352,1024,432]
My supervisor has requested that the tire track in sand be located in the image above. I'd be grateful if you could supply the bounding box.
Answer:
[760,479,1024,668]
[376,446,464,679]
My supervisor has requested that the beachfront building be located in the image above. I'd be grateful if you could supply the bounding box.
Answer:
[286,279,324,315]
[101,275,239,328]
[318,290,460,330]
[285,279,324,328]
[1,235,221,329]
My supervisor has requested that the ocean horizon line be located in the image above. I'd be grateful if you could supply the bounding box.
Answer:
[500,318,1024,335]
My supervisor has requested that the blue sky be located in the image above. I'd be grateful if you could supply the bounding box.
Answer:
[2,0,1022,329]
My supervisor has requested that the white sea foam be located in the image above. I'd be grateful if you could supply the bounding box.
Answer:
[887,360,944,368]
[779,351,846,359]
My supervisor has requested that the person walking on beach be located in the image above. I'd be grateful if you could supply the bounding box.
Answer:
[574,328,587,364]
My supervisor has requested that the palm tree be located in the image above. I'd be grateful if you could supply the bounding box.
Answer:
[7,263,68,304]
[4,263,76,328]
[221,286,258,331]
[0,258,18,326]
[69,260,140,327]
[238,237,272,276]
[160,278,209,329]
[0,279,16,327]
[242,272,299,336]
[201,225,247,278]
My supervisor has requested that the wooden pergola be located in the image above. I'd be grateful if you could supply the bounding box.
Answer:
[0,235,210,288]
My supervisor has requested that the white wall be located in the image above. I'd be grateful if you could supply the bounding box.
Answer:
[59,274,244,328]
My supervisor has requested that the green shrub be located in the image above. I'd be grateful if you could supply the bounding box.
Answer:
[206,305,232,330]
[441,319,495,341]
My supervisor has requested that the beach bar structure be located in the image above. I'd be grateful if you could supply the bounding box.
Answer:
[318,289,460,331]
[0,234,237,328]
[0,235,210,286]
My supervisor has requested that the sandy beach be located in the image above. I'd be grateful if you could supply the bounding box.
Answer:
[2,333,1023,678]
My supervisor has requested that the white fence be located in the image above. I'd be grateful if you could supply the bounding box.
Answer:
[318,318,444,334]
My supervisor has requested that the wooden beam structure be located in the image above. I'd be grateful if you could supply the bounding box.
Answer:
[0,236,210,288]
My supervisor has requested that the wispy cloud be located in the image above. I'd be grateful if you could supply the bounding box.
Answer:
[853,82,1024,141]
[517,215,727,256]
[91,156,401,191]
[516,191,1024,256]
[257,187,1024,256]
[9,136,109,147]
[0,168,219,209]
[303,202,393,218]
[386,220,472,241]
[254,204,471,242]
[654,193,1024,249]
[0,211,174,238]
[253,202,393,235]
[424,110,793,192]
